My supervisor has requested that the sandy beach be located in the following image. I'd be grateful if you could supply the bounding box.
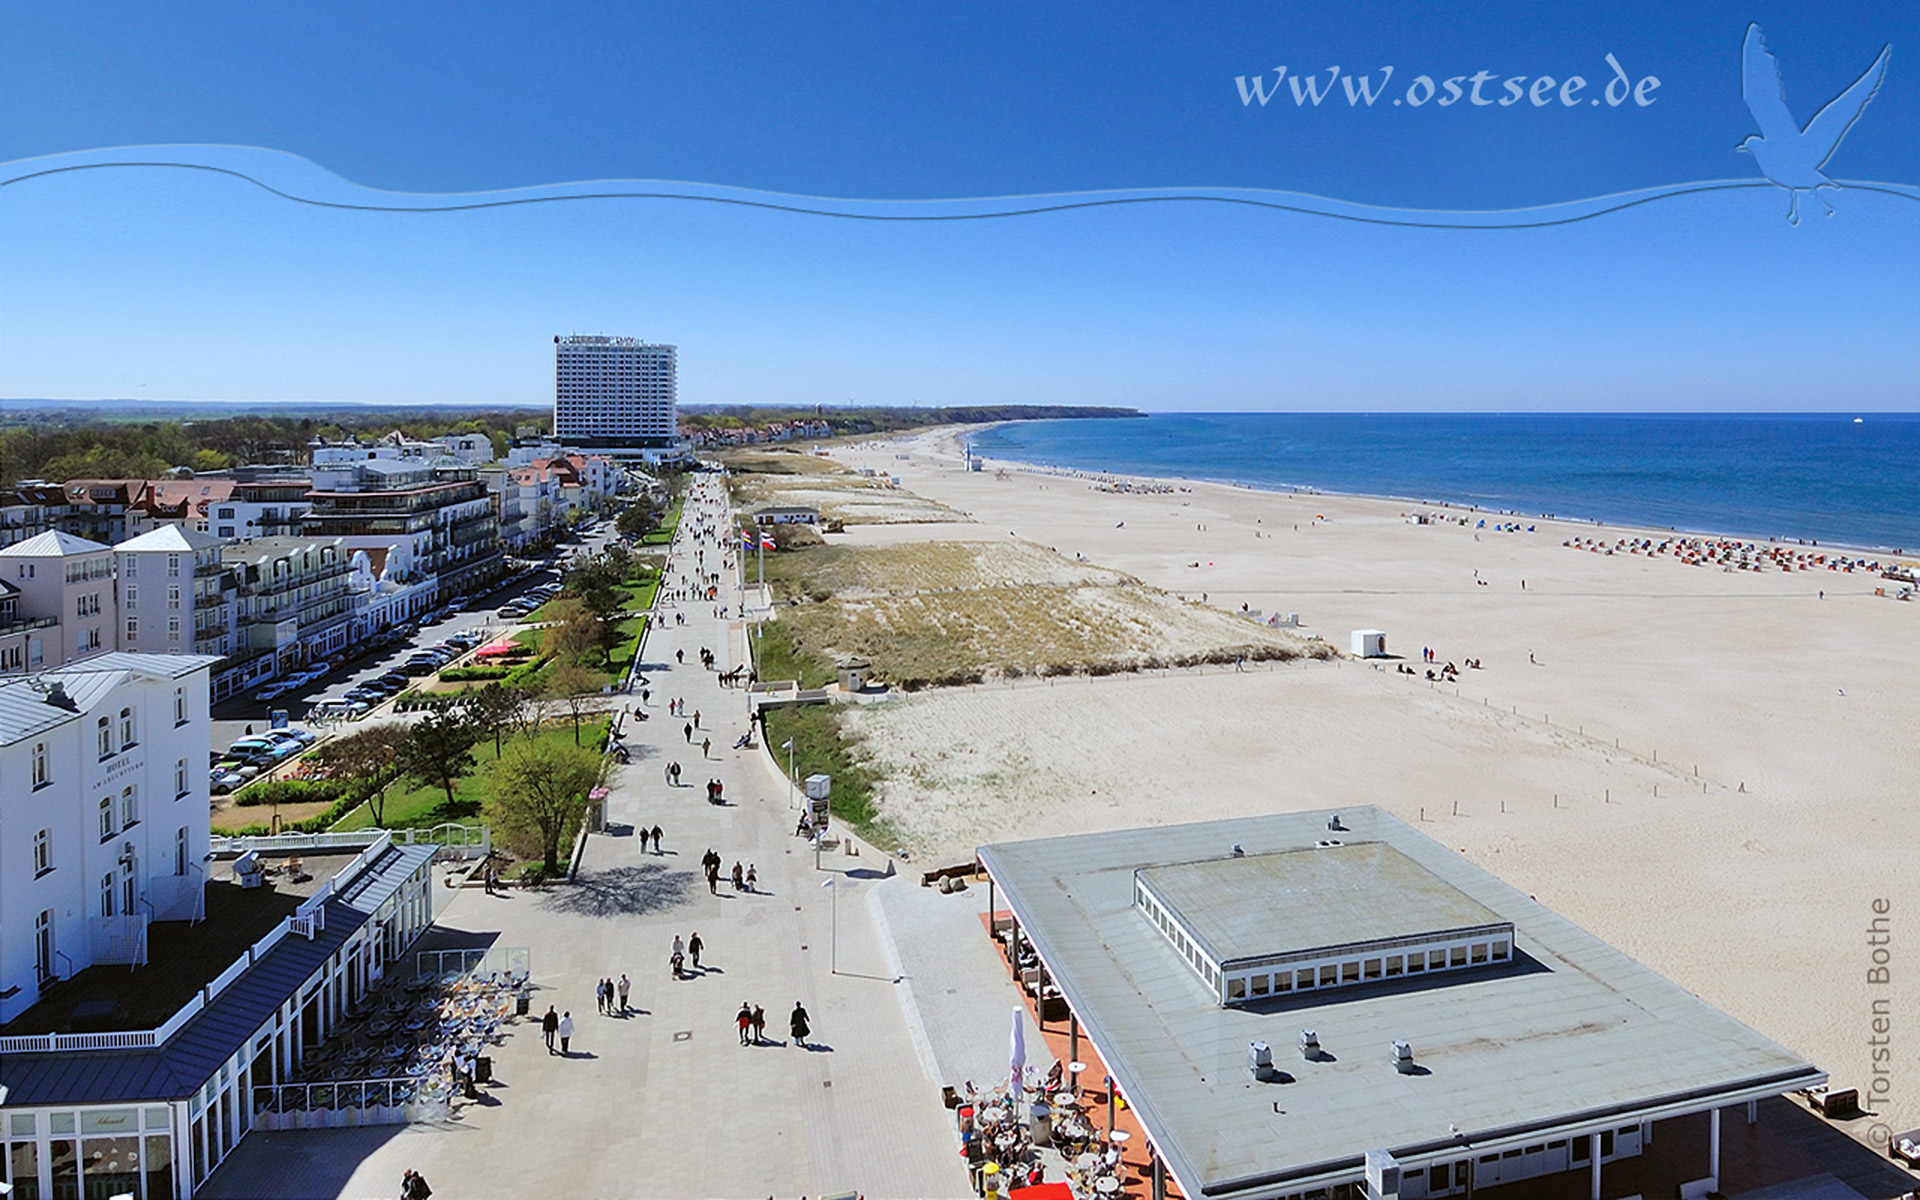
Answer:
[805,425,1918,1140]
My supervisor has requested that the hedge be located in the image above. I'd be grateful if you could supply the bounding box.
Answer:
[234,779,353,808]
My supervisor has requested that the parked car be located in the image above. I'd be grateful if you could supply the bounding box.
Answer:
[376,672,410,689]
[276,729,319,746]
[399,660,438,676]
[209,770,247,794]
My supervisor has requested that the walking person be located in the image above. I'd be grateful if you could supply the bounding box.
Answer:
[688,931,704,970]
[684,722,693,744]
[650,824,663,854]
[595,979,606,1015]
[542,1005,559,1054]
[731,862,744,891]
[558,1011,573,1055]
[745,864,757,892]
[737,1002,753,1046]
[706,861,720,895]
[751,1004,766,1045]
[401,1168,433,1199]
[789,1001,811,1049]
[617,973,630,1014]
[701,736,711,760]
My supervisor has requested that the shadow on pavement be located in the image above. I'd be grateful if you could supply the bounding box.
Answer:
[540,863,701,918]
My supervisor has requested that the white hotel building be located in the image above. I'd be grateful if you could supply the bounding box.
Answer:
[552,335,686,460]
[0,654,219,1022]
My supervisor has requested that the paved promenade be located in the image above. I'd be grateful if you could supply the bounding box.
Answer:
[205,477,974,1199]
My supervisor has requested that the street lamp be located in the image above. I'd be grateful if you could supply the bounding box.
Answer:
[821,877,839,974]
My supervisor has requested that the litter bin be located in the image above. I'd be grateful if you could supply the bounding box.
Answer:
[1029,1099,1052,1146]
[516,991,531,1017]
[474,1056,493,1084]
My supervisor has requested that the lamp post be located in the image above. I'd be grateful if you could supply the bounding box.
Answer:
[821,877,839,974]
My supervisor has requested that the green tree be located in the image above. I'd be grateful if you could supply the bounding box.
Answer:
[310,722,411,827]
[396,709,479,806]
[481,736,608,875]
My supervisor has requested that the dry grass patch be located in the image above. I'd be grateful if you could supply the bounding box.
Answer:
[726,453,962,525]
[763,540,1322,689]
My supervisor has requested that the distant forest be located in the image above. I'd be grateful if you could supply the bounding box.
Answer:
[0,401,1141,486]
[680,403,1143,433]
[0,407,547,488]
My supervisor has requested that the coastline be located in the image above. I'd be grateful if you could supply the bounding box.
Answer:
[960,417,1920,559]
[816,424,1919,1140]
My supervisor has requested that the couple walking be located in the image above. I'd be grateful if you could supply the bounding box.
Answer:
[735,1001,809,1047]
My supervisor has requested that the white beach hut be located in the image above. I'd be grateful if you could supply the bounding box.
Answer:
[1350,629,1388,658]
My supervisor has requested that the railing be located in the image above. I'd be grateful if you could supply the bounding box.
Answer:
[250,1077,449,1130]
[415,945,530,984]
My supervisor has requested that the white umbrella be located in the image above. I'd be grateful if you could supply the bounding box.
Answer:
[1010,1006,1027,1099]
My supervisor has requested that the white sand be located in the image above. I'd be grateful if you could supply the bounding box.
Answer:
[825,426,1918,1137]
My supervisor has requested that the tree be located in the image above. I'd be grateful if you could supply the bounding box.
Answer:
[545,597,603,666]
[465,683,528,756]
[396,709,479,806]
[544,662,599,744]
[311,722,411,827]
[481,736,608,875]
[615,501,661,540]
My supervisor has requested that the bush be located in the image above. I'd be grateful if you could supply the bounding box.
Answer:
[234,779,352,808]
[441,665,511,682]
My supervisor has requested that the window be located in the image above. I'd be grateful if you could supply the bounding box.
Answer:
[176,757,189,798]
[217,507,235,519]
[1341,961,1360,983]
[167,554,180,577]
[1227,977,1247,1000]
[1320,964,1338,986]
[120,706,136,747]
[97,716,114,759]
[126,585,138,604]
[1297,969,1315,989]
[176,827,189,876]
[1492,941,1510,961]
[34,828,52,875]
[168,615,180,636]
[175,686,187,724]
[167,584,181,609]
[122,852,136,915]
[1250,973,1270,996]
[100,796,117,841]
[1470,943,1488,964]
[126,555,137,576]
[127,616,139,641]
[1385,955,1403,977]
[101,872,117,918]
[35,910,54,981]
[1274,971,1292,992]
[1450,947,1468,968]
[31,740,49,787]
[122,785,139,828]
[1407,954,1425,973]
[1430,950,1447,970]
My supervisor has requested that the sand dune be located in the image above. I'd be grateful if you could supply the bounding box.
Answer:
[824,427,1918,1140]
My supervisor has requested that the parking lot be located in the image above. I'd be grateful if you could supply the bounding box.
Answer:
[205,524,624,787]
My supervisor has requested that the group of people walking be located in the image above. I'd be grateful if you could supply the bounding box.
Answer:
[735,1000,812,1048]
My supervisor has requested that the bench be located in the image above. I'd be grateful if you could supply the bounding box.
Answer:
[1811,1088,1860,1118]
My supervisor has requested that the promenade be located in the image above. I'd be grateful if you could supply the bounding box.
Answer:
[203,475,974,1199]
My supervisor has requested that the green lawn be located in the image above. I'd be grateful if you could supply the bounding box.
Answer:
[331,718,612,831]
[639,499,683,545]
[749,619,835,688]
[763,704,895,848]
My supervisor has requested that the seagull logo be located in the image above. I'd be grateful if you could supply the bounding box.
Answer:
[1738,23,1891,223]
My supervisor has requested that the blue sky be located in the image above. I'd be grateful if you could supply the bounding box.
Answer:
[1,1,1915,410]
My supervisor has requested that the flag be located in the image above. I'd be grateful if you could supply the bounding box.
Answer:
[760,532,776,550]
[781,738,794,749]
[740,529,756,548]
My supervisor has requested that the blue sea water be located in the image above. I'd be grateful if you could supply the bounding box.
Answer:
[968,414,1920,553]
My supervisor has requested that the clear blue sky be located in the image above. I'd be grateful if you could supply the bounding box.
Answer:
[1,1,1915,410]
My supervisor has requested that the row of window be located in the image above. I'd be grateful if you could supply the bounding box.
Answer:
[1226,940,1511,1001]
[28,690,189,791]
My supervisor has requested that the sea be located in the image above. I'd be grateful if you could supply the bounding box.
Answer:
[967,413,1920,554]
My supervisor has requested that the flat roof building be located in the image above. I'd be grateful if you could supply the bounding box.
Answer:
[978,808,1825,1200]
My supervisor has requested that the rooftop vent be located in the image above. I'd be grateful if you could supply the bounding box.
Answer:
[1390,1040,1415,1074]
[42,681,77,711]
[1230,843,1245,857]
[1328,814,1347,831]
[1299,1029,1324,1061]
[1248,1041,1280,1081]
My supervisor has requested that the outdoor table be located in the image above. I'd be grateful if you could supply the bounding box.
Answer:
[1095,1177,1120,1196]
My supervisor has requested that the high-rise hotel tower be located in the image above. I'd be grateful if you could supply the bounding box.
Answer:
[553,335,678,450]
